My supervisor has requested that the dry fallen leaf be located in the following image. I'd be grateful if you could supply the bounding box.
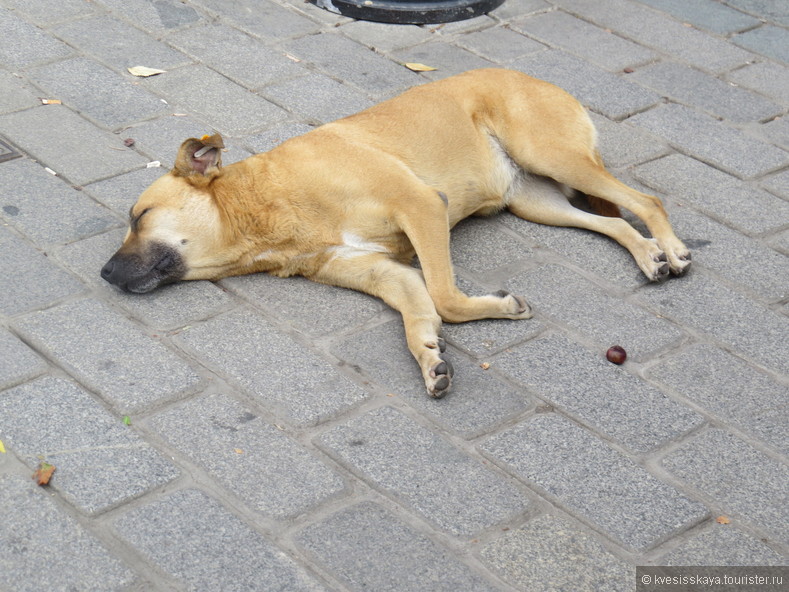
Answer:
[404,62,437,72]
[127,66,166,77]
[234,448,244,454]
[480,362,491,370]
[716,516,731,524]
[40,98,61,105]
[33,462,56,486]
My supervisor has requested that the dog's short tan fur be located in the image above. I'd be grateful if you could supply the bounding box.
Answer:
[102,68,690,397]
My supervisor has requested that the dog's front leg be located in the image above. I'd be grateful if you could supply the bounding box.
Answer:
[314,254,453,397]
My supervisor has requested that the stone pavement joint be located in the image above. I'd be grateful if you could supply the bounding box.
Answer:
[0,0,787,590]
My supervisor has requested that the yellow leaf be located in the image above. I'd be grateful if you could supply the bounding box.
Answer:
[234,448,244,454]
[716,516,731,524]
[127,66,166,77]
[0,439,5,453]
[404,62,437,72]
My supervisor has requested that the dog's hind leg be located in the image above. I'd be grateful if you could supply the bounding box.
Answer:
[393,187,533,324]
[507,175,674,281]
[313,253,454,398]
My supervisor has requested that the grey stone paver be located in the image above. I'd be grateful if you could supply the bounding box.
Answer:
[0,475,136,591]
[2,0,787,589]
[512,49,661,119]
[0,106,147,185]
[174,309,370,426]
[13,299,202,412]
[493,333,703,453]
[482,413,708,551]
[0,376,179,514]
[661,428,789,544]
[149,392,346,520]
[511,10,657,71]
[114,489,325,591]
[479,513,632,591]
[296,502,499,592]
[629,103,789,179]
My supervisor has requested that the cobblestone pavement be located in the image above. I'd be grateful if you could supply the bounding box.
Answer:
[1,0,787,590]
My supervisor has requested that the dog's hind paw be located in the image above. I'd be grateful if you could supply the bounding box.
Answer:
[493,290,533,319]
[427,357,453,398]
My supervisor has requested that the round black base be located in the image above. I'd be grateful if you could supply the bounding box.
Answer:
[312,0,505,24]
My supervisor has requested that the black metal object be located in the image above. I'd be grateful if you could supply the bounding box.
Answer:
[313,0,505,24]
[0,137,22,164]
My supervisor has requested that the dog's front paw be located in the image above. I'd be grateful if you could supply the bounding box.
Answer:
[427,357,453,398]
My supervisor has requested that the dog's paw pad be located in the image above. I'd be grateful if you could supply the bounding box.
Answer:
[427,357,453,398]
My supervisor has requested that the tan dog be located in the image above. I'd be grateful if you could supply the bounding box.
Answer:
[101,68,690,397]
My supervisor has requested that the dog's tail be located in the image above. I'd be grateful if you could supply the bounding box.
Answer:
[588,196,621,218]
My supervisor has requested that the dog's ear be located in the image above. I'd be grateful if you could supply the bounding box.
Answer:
[173,133,225,177]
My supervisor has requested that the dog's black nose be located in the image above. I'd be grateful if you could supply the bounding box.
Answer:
[100,260,115,282]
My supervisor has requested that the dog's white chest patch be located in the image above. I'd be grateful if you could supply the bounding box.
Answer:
[330,232,389,259]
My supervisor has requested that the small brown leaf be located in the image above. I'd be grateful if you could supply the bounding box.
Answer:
[716,515,731,524]
[404,62,437,72]
[33,462,56,486]
[480,362,491,370]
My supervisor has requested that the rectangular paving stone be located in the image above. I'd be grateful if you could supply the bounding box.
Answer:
[512,11,656,71]
[193,0,319,40]
[480,514,632,591]
[149,392,346,520]
[389,43,495,81]
[83,166,166,215]
[733,25,789,63]
[114,489,325,591]
[489,0,550,20]
[282,33,418,97]
[333,319,534,438]
[14,298,202,412]
[656,206,789,301]
[142,65,288,135]
[722,0,789,26]
[450,216,534,280]
[27,57,171,129]
[0,106,147,185]
[637,271,789,375]
[506,265,684,361]
[317,406,530,536]
[53,14,191,72]
[590,112,669,169]
[637,0,760,34]
[93,0,202,32]
[648,344,788,456]
[222,272,384,337]
[456,26,547,63]
[629,61,783,123]
[551,0,754,73]
[56,229,236,330]
[628,103,789,179]
[297,502,498,592]
[0,376,180,514]
[511,49,661,120]
[727,61,789,104]
[340,20,434,53]
[0,158,118,247]
[0,9,72,69]
[0,227,84,316]
[0,327,47,389]
[165,23,307,90]
[244,122,316,153]
[494,333,702,453]
[660,523,787,566]
[634,153,789,236]
[661,428,788,544]
[261,73,375,124]
[174,309,370,426]
[0,475,136,591]
[0,70,40,114]
[1,0,95,25]
[481,413,708,551]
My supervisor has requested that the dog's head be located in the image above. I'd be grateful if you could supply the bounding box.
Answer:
[101,133,230,293]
